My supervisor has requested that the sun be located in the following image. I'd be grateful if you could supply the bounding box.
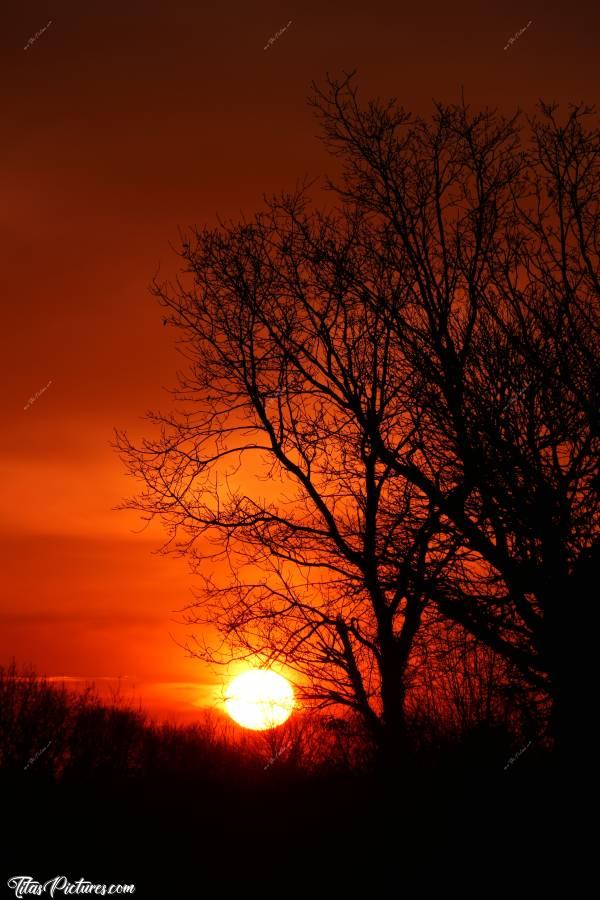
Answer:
[224,669,295,730]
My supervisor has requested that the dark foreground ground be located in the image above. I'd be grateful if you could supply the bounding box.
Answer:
[1,761,583,896]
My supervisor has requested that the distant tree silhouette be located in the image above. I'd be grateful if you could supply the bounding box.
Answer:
[308,74,599,766]
[0,662,389,781]
[116,75,599,769]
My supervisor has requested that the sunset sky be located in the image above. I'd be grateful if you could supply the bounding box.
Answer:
[1,0,598,722]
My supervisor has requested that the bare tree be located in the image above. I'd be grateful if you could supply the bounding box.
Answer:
[117,75,598,768]
[310,73,600,765]
[115,194,454,770]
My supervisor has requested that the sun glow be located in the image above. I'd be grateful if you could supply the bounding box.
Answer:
[224,670,295,730]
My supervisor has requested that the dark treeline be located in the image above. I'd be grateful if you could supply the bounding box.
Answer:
[0,660,359,784]
[0,658,545,784]
[1,660,559,890]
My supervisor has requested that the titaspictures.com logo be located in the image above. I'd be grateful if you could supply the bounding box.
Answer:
[6,877,135,897]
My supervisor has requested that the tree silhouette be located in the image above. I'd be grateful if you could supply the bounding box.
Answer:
[308,74,599,765]
[116,75,599,768]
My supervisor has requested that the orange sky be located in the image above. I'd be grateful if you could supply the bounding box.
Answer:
[1,0,598,721]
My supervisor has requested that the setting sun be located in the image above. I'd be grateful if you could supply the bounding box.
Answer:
[224,670,295,730]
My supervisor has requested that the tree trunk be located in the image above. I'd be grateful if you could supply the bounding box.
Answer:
[376,643,412,778]
[547,651,596,774]
[543,574,596,776]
